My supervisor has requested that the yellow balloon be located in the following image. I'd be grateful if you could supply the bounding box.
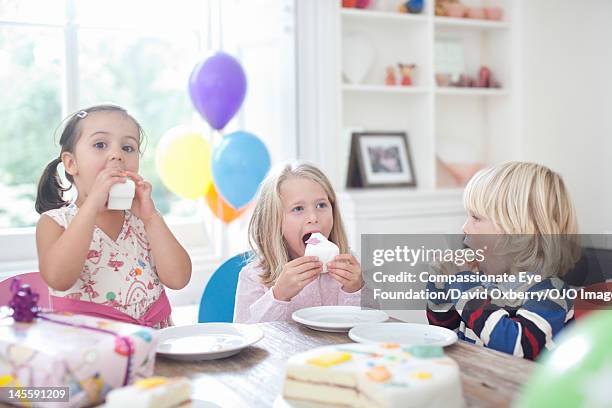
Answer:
[156,125,212,200]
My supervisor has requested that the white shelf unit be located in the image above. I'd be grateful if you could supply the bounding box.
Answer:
[434,87,508,96]
[341,7,429,23]
[343,84,431,94]
[434,16,510,29]
[337,0,519,191]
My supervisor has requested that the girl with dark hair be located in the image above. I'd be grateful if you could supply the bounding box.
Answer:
[35,105,191,328]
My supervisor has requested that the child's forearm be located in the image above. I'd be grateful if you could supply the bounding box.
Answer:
[143,212,192,290]
[40,203,98,291]
[234,285,290,323]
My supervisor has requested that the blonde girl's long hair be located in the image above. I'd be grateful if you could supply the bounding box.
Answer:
[463,161,580,278]
[248,162,350,285]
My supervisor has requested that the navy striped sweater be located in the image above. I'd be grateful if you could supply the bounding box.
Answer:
[426,269,573,360]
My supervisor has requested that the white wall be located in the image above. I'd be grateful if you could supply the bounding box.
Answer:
[520,0,612,233]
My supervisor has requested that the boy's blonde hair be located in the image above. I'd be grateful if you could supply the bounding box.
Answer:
[463,161,580,277]
[248,162,350,285]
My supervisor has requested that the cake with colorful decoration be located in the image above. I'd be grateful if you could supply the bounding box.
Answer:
[105,377,191,408]
[283,343,463,408]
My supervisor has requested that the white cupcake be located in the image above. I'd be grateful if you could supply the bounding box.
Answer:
[108,179,136,210]
[304,232,339,273]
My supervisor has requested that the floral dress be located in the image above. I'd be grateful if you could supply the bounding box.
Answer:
[43,203,172,328]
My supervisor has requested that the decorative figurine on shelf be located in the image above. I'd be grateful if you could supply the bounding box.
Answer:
[478,66,491,88]
[447,67,502,89]
[398,63,416,86]
[399,0,424,14]
[466,7,486,19]
[355,0,371,9]
[484,7,503,21]
[435,73,451,87]
[459,74,475,87]
[435,0,460,17]
[385,65,397,85]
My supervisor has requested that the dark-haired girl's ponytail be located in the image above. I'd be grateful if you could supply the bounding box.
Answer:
[35,158,70,214]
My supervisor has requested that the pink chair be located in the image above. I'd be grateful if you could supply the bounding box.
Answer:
[0,272,50,309]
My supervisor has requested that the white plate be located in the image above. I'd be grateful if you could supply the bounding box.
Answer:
[156,323,263,361]
[102,399,219,408]
[274,395,330,408]
[349,322,457,347]
[292,306,388,332]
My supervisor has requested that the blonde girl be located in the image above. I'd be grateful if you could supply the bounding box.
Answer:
[233,162,363,323]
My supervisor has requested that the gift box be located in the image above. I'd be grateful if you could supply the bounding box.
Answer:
[0,312,158,407]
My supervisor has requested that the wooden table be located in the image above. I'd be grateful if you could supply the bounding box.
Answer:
[156,321,535,407]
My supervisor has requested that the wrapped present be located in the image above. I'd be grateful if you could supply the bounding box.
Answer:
[0,279,158,407]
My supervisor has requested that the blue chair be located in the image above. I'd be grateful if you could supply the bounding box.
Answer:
[198,251,251,323]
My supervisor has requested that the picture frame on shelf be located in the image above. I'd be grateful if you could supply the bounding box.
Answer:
[346,131,416,188]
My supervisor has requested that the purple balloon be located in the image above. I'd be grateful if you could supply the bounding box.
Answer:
[188,52,247,130]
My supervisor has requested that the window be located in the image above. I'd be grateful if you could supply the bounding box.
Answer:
[0,0,297,287]
[0,24,63,227]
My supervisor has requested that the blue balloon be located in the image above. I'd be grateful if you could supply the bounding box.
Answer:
[212,131,271,209]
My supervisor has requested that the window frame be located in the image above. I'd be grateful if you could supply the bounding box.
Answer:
[0,0,221,280]
[0,0,298,302]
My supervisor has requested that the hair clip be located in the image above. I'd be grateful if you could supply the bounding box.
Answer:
[76,110,88,119]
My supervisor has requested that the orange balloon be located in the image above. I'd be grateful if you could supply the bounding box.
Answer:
[205,184,247,223]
